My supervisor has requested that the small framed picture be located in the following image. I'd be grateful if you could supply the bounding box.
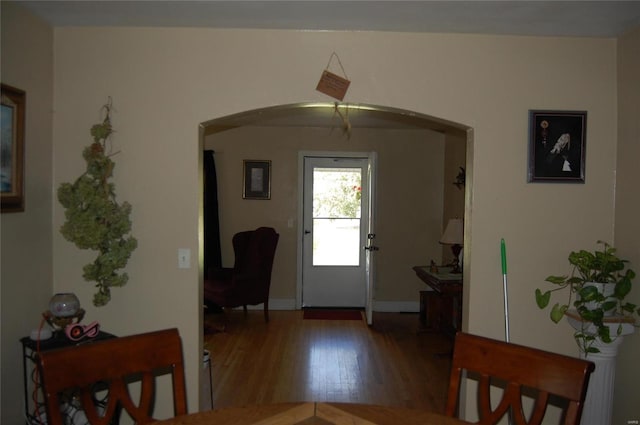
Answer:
[528,110,587,183]
[243,160,271,199]
[1,84,26,212]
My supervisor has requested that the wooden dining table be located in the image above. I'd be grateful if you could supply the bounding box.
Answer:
[155,402,471,425]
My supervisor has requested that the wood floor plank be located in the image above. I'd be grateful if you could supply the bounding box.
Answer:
[204,311,452,412]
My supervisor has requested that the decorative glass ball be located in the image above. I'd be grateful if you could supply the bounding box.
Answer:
[49,293,80,317]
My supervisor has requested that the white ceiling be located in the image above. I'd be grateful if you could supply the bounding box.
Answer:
[18,1,640,38]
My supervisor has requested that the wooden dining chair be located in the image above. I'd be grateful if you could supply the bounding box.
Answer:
[445,332,595,425]
[37,328,187,425]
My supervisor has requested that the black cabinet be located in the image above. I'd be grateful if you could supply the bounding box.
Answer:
[20,330,116,425]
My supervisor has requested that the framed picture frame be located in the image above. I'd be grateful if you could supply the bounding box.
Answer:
[528,110,587,183]
[243,160,271,200]
[1,84,26,212]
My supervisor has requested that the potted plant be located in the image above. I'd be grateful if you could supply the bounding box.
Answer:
[58,98,137,307]
[535,240,639,354]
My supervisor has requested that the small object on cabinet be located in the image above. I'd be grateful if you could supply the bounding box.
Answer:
[65,321,100,341]
[429,260,439,273]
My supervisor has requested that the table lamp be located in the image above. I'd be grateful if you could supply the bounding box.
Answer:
[440,218,463,273]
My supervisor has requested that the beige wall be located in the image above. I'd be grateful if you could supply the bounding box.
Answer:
[0,2,54,423]
[205,125,446,307]
[1,8,637,420]
[50,27,618,417]
[613,26,640,425]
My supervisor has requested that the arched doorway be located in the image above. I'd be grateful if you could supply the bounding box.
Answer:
[199,101,471,310]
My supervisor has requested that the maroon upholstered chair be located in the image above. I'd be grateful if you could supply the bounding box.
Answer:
[204,227,279,322]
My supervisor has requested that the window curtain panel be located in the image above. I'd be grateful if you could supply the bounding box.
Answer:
[204,150,222,278]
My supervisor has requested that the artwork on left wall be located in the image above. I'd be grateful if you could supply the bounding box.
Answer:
[1,83,26,212]
[243,160,271,200]
[528,110,587,184]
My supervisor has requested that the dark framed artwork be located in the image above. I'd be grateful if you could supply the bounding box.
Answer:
[243,160,271,199]
[528,110,587,183]
[1,84,26,212]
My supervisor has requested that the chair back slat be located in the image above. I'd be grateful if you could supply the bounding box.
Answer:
[445,332,594,425]
[38,328,187,425]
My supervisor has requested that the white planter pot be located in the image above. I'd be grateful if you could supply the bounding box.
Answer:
[580,282,616,316]
[565,310,635,425]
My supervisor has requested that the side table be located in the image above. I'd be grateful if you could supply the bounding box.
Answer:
[412,265,463,336]
[20,329,116,425]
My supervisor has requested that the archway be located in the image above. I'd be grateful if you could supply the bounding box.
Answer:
[197,102,473,406]
[199,101,472,303]
[201,102,469,137]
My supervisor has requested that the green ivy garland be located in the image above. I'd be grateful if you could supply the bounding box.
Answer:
[58,99,137,306]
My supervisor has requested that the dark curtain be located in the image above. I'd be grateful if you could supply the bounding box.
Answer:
[204,150,222,278]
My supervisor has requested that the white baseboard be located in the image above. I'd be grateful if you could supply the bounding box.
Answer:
[268,298,297,310]
[244,299,419,313]
[241,298,296,311]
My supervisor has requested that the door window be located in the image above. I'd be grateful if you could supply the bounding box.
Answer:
[312,167,362,266]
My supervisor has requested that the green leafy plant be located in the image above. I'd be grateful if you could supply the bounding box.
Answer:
[535,241,639,354]
[58,99,137,307]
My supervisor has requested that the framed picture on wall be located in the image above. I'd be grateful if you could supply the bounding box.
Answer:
[528,110,587,183]
[1,83,26,212]
[243,160,271,200]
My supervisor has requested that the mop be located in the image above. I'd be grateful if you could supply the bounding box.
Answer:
[501,238,510,343]
[502,238,514,425]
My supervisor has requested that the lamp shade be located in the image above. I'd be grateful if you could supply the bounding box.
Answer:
[440,218,464,245]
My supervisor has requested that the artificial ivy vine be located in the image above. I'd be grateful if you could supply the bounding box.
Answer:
[58,99,137,306]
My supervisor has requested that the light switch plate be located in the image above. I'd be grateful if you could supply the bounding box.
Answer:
[178,248,191,269]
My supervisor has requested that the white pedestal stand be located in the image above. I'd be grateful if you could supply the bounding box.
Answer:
[566,311,635,425]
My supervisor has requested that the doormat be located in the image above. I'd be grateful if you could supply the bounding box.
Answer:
[303,309,363,321]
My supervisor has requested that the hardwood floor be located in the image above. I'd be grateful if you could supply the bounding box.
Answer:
[204,310,452,412]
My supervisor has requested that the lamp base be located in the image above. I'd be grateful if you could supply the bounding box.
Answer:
[450,244,462,274]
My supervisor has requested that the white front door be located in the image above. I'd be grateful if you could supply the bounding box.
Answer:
[364,152,378,325]
[301,155,373,308]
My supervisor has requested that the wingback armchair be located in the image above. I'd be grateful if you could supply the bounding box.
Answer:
[204,227,279,322]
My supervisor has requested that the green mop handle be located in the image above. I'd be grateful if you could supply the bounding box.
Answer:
[501,238,510,342]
